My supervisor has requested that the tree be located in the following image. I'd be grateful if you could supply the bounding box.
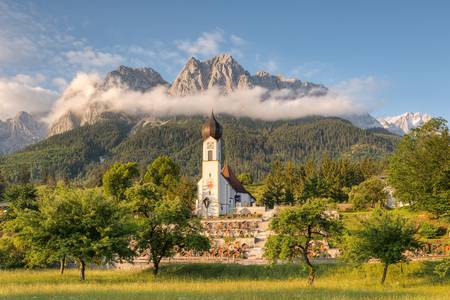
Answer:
[342,209,419,284]
[20,187,135,280]
[127,182,209,275]
[144,156,180,190]
[102,162,139,200]
[237,172,253,185]
[261,162,286,208]
[348,177,387,210]
[388,118,450,216]
[0,172,5,201]
[264,198,342,285]
[128,156,209,276]
[300,175,330,203]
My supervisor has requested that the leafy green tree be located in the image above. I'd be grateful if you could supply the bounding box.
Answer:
[22,188,135,280]
[237,172,253,185]
[0,236,26,268]
[102,162,139,200]
[342,209,419,284]
[126,182,209,275]
[388,118,450,216]
[127,155,209,276]
[348,177,387,210]
[3,184,38,215]
[144,156,180,190]
[264,198,342,285]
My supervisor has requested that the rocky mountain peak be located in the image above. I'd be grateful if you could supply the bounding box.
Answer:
[0,112,47,154]
[168,53,326,97]
[377,112,432,135]
[99,65,168,92]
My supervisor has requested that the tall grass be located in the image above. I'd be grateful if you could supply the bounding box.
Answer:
[0,262,448,299]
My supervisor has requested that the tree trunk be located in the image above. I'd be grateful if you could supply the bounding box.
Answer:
[60,256,66,275]
[79,259,86,281]
[380,263,389,284]
[303,251,315,285]
[152,261,159,276]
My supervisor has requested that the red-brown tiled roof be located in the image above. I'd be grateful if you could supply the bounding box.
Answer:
[221,164,248,194]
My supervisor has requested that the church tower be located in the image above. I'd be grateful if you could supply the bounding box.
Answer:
[196,112,255,217]
[197,111,223,217]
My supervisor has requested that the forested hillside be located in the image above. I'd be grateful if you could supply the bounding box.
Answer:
[0,115,399,184]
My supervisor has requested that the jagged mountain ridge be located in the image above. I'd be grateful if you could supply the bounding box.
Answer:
[377,112,432,135]
[0,112,47,154]
[48,54,331,136]
[168,54,327,96]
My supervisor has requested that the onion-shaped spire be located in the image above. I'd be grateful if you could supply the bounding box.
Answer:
[202,111,222,140]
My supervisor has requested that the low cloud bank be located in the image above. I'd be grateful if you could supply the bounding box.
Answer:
[46,72,382,124]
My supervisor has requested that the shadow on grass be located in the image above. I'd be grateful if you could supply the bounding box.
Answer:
[156,262,344,280]
[2,286,421,300]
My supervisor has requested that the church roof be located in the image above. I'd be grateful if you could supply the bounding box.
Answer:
[202,111,222,140]
[221,164,248,194]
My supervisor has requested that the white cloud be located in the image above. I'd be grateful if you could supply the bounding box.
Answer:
[230,34,246,46]
[262,59,278,73]
[46,72,380,125]
[65,47,123,69]
[0,75,58,120]
[176,31,225,57]
[52,77,68,91]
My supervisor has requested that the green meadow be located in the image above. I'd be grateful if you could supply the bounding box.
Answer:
[0,262,448,300]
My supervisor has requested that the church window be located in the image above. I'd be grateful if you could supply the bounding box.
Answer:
[208,150,213,161]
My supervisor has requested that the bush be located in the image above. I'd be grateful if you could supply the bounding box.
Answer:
[419,222,443,239]
[434,259,450,278]
[0,237,25,269]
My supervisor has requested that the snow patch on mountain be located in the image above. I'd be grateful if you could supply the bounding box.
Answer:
[377,112,432,135]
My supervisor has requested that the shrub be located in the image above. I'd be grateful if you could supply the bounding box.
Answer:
[419,222,442,239]
[434,259,450,278]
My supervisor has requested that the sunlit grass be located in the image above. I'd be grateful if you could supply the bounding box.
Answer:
[0,262,448,299]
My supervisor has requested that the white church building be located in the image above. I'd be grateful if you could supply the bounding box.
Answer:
[196,112,255,217]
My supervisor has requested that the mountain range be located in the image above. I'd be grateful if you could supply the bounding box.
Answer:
[377,112,432,135]
[0,112,47,155]
[0,54,433,154]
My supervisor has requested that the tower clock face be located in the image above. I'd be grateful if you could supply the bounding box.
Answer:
[207,178,214,190]
[207,141,214,149]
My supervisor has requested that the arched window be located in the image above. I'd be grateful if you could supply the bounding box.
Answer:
[208,150,213,161]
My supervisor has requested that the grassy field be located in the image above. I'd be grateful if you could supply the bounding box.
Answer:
[0,262,449,299]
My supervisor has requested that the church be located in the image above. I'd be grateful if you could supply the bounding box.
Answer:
[196,112,255,217]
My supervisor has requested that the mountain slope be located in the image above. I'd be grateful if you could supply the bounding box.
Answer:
[48,66,168,136]
[0,115,399,184]
[378,112,432,135]
[0,112,47,154]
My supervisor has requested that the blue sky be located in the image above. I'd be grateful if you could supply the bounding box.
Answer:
[0,0,449,120]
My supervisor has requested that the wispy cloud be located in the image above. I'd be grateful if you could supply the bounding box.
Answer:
[176,30,225,57]
[176,30,248,59]
[65,47,123,69]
